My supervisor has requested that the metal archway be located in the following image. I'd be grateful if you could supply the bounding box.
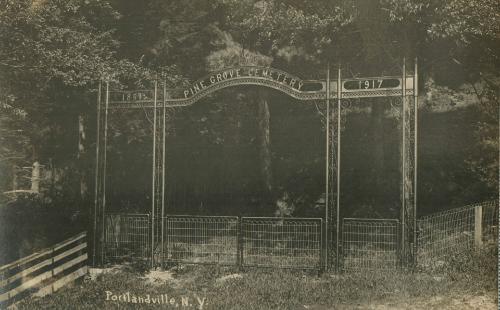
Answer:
[92,61,419,271]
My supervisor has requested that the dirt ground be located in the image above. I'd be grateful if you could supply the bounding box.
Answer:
[369,294,497,310]
[299,293,497,310]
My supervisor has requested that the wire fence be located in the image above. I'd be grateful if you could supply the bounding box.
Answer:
[417,206,474,262]
[241,217,322,269]
[103,214,150,263]
[482,200,499,242]
[101,200,497,270]
[417,200,498,267]
[342,218,400,271]
[162,216,238,265]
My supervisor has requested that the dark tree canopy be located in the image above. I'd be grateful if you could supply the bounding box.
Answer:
[0,1,498,260]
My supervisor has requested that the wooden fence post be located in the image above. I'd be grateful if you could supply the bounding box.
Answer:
[474,205,483,248]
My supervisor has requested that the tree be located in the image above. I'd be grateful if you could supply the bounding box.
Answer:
[3,0,496,219]
[385,0,499,198]
[0,0,155,194]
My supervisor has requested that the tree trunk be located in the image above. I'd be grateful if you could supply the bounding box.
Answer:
[357,0,389,212]
[78,112,87,200]
[371,100,385,195]
[12,165,17,190]
[257,90,272,194]
[31,161,40,193]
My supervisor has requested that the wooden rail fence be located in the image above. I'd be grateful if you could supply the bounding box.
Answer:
[0,231,88,308]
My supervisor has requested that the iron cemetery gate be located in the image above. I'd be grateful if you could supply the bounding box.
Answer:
[93,60,419,271]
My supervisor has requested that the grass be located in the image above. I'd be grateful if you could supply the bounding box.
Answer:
[15,244,497,309]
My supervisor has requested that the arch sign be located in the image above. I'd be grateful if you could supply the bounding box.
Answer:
[106,65,415,109]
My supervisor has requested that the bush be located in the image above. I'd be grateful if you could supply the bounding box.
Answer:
[0,195,86,265]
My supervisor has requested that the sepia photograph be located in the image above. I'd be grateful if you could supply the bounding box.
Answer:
[0,0,499,309]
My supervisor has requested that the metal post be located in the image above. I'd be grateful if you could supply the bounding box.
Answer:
[401,58,406,265]
[413,58,418,266]
[151,80,158,268]
[92,81,102,267]
[237,217,243,269]
[324,63,330,271]
[336,66,341,272]
[100,80,109,266]
[161,81,166,268]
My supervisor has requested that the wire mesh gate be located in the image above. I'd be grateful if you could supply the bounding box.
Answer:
[160,216,323,270]
[241,217,322,269]
[162,216,239,265]
[102,214,322,270]
[103,214,150,263]
[101,214,404,271]
[342,218,400,271]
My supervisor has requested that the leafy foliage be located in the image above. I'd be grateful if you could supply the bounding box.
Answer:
[0,0,498,259]
[0,0,154,191]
